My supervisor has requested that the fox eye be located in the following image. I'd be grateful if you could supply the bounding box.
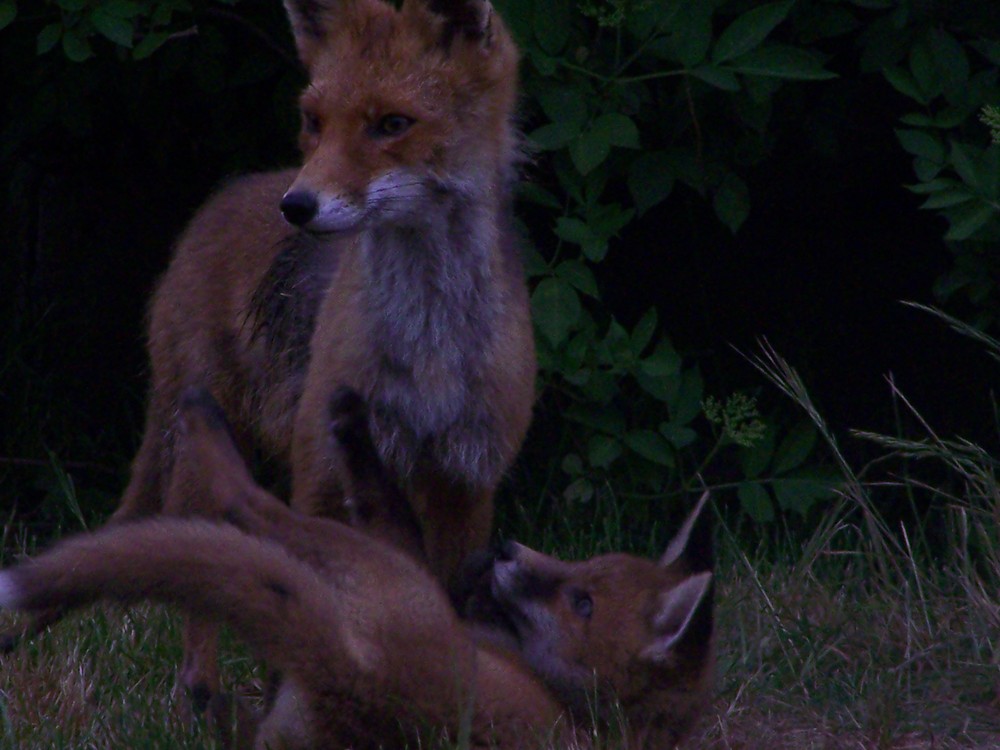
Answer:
[570,590,593,619]
[372,114,415,138]
[302,110,322,135]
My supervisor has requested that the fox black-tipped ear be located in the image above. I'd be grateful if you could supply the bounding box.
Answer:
[284,0,339,64]
[660,491,714,573]
[641,571,713,663]
[426,0,494,45]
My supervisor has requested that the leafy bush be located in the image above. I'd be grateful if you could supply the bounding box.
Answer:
[4,0,997,526]
[500,0,842,519]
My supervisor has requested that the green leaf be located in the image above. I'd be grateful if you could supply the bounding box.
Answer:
[133,31,169,60]
[103,0,144,17]
[62,28,93,62]
[624,430,675,467]
[908,39,940,102]
[587,202,634,238]
[580,237,609,262]
[712,0,794,65]
[772,421,816,474]
[538,88,588,129]
[895,129,944,162]
[57,0,87,10]
[882,66,927,104]
[690,65,741,91]
[529,121,581,151]
[713,173,750,233]
[641,339,681,377]
[581,370,618,403]
[531,277,581,347]
[532,0,571,55]
[920,190,974,209]
[949,142,984,189]
[91,7,134,47]
[570,127,612,175]
[913,157,942,182]
[521,244,549,278]
[564,477,594,502]
[671,2,712,68]
[660,422,697,449]
[554,259,599,298]
[499,0,533,44]
[517,182,562,210]
[727,45,836,80]
[599,319,630,363]
[899,113,935,128]
[772,474,837,516]
[669,367,703,425]
[738,482,774,523]
[554,217,597,246]
[636,371,672,402]
[928,28,969,103]
[562,453,584,476]
[628,151,676,215]
[37,23,62,55]
[566,403,626,436]
[588,434,622,469]
[591,113,640,149]
[904,178,962,195]
[944,201,996,241]
[740,424,776,478]
[0,0,16,32]
[630,308,658,356]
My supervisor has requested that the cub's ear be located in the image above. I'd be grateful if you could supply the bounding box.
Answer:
[660,491,714,574]
[425,0,494,46]
[284,0,340,65]
[640,571,713,663]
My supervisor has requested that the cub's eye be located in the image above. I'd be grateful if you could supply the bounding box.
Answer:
[302,110,322,135]
[570,590,593,619]
[371,114,415,138]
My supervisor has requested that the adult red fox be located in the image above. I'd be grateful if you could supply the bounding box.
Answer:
[0,391,714,749]
[115,0,535,586]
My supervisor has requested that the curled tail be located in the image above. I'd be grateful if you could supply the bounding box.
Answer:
[0,519,350,684]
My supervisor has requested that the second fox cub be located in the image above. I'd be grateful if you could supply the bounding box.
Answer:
[1,392,715,749]
[115,0,535,585]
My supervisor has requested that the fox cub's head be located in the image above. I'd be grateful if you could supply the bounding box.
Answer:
[280,0,519,233]
[488,494,715,746]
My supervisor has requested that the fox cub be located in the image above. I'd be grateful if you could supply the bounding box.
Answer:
[0,390,714,749]
[115,0,535,586]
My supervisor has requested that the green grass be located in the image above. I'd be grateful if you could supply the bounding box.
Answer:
[3,321,1000,747]
[2,494,998,749]
[0,604,266,748]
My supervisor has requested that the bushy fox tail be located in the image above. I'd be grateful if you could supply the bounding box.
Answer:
[0,519,353,684]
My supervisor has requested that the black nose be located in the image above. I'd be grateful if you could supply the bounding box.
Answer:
[495,540,519,563]
[280,190,318,226]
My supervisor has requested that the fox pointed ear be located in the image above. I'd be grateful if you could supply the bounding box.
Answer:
[284,0,340,64]
[641,571,713,663]
[425,0,495,46]
[660,491,713,573]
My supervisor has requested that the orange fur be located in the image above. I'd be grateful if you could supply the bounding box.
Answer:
[113,0,534,706]
[1,394,714,749]
[115,0,534,580]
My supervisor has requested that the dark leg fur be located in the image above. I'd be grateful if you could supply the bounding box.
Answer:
[327,387,426,563]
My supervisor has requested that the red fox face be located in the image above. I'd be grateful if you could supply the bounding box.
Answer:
[279,0,520,233]
[486,503,715,744]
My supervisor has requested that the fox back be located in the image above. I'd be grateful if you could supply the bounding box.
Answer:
[117,0,536,587]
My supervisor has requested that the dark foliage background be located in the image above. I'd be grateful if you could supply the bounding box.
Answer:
[1,0,998,544]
